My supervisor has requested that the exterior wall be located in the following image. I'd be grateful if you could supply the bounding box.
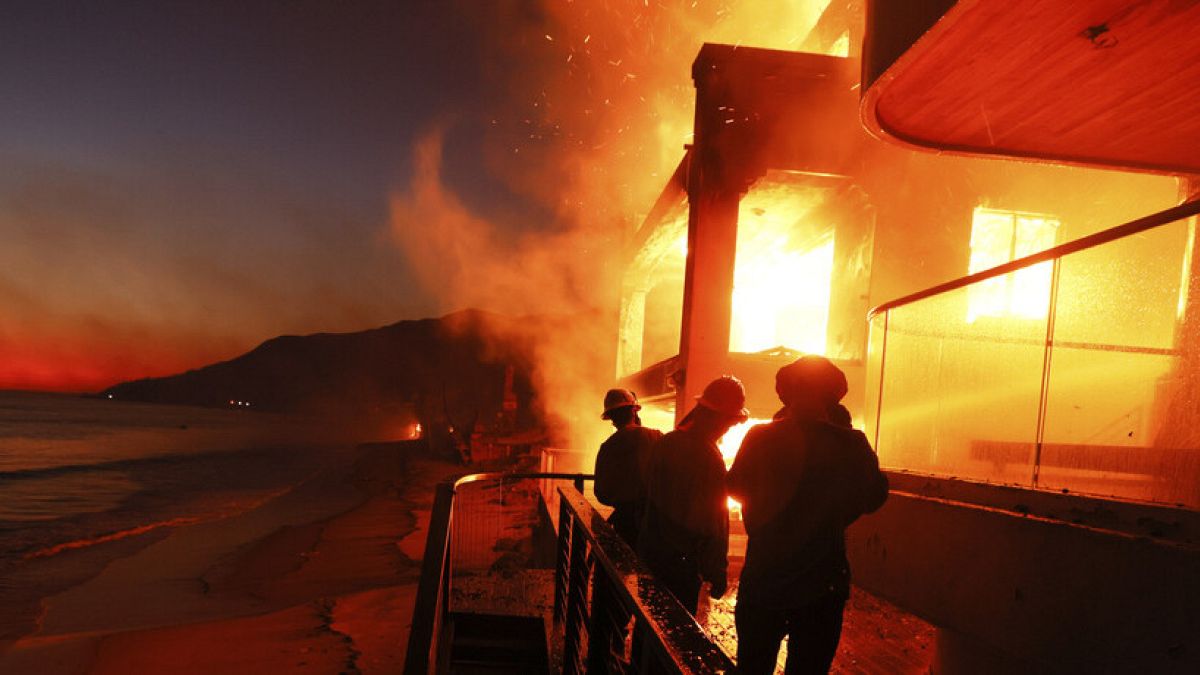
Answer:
[858,142,1182,314]
[847,474,1200,674]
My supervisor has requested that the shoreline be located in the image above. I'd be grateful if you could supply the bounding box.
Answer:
[0,440,461,674]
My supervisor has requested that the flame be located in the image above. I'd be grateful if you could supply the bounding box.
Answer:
[391,2,853,450]
[456,0,851,263]
[719,418,769,513]
[730,179,836,355]
[717,417,770,467]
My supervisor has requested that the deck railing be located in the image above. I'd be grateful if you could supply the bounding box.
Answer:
[554,485,735,674]
[403,471,735,675]
[866,199,1200,508]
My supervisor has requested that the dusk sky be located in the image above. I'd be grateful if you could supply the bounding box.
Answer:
[1,1,822,391]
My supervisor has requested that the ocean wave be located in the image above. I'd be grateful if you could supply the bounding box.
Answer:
[17,481,297,561]
[0,446,289,481]
[21,516,204,560]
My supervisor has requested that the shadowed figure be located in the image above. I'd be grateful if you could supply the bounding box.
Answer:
[593,388,662,546]
[638,376,748,614]
[727,356,888,674]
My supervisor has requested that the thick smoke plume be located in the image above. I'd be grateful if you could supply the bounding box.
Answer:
[388,1,834,449]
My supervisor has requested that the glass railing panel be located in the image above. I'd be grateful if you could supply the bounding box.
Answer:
[864,311,887,446]
[1041,218,1198,507]
[876,280,1049,485]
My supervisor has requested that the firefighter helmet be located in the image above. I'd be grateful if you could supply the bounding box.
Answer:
[601,388,641,419]
[776,356,848,405]
[696,376,749,422]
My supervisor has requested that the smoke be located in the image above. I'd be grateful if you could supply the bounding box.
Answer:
[388,127,617,448]
[386,1,836,449]
[388,127,611,317]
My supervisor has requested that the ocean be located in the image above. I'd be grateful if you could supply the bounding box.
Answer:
[0,391,363,642]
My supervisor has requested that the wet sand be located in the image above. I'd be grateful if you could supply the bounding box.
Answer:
[0,442,461,675]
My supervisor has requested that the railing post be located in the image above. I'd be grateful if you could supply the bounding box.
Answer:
[403,481,454,675]
[1033,257,1062,488]
[873,308,890,451]
[554,498,572,625]
[587,572,611,672]
[562,514,593,675]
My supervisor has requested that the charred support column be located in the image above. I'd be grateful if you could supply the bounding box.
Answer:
[674,45,768,422]
[676,180,741,418]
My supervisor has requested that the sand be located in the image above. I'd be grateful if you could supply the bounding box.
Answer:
[0,442,461,675]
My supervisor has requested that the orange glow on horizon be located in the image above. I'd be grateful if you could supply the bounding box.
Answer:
[1,357,190,393]
[0,335,244,393]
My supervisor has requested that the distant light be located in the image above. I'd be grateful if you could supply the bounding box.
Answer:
[229,400,235,406]
[107,394,113,399]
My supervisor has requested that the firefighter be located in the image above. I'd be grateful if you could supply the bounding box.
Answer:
[639,375,747,614]
[593,388,663,546]
[727,356,888,675]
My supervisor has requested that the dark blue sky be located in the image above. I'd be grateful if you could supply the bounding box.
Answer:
[0,1,530,214]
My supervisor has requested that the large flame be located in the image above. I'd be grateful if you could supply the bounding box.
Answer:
[389,2,850,450]
[730,179,836,355]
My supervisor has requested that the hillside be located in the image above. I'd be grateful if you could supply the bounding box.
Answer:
[101,309,543,433]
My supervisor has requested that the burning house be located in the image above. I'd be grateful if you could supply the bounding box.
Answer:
[614,1,1198,672]
[407,2,1199,674]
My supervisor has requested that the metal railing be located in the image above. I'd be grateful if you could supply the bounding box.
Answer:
[866,199,1200,508]
[404,471,590,675]
[554,485,735,674]
[405,480,454,675]
[403,471,735,675]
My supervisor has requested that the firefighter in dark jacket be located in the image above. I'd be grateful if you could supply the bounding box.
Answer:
[594,388,663,546]
[727,356,888,675]
[639,376,747,614]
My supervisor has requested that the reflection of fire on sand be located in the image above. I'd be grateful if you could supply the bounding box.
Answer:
[0,442,465,675]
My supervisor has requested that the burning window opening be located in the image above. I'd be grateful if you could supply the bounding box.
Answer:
[966,207,1059,323]
[731,179,838,356]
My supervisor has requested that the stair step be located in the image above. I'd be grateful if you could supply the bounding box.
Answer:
[448,612,548,675]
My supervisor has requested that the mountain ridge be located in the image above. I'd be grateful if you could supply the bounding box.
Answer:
[100,309,545,433]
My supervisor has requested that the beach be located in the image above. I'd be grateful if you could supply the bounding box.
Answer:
[0,393,457,674]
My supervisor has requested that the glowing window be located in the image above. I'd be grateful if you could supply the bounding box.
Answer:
[967,208,1059,323]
